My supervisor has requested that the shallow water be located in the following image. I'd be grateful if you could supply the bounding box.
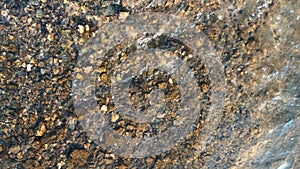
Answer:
[0,0,299,168]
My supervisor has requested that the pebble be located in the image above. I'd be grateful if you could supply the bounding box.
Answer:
[53,68,60,75]
[85,25,90,32]
[47,34,54,41]
[26,64,33,72]
[36,123,47,136]
[17,151,23,159]
[53,58,59,65]
[57,161,65,169]
[101,73,108,82]
[38,62,44,67]
[101,105,108,112]
[168,78,173,84]
[40,68,45,74]
[146,157,154,163]
[111,113,119,122]
[77,25,85,34]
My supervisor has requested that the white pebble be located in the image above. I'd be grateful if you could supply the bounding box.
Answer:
[85,25,90,32]
[168,78,173,84]
[26,64,33,72]
[40,68,45,74]
[101,105,108,112]
[77,25,85,34]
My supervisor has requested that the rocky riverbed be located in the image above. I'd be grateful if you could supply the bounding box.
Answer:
[0,0,299,168]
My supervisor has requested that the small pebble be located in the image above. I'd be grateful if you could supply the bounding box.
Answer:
[101,105,108,112]
[53,58,58,65]
[78,25,85,34]
[40,68,45,74]
[38,62,45,68]
[111,113,119,122]
[85,25,90,32]
[36,123,46,136]
[168,78,173,84]
[17,151,23,159]
[53,69,60,75]
[26,64,33,72]
[101,73,108,82]
[57,161,65,169]
[47,34,54,41]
